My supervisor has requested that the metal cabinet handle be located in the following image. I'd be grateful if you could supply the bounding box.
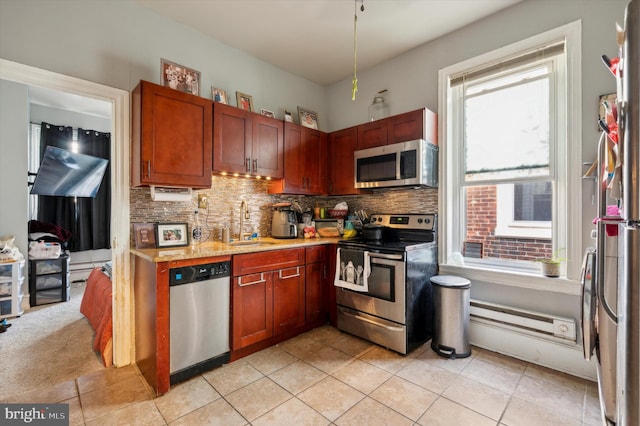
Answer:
[253,159,258,174]
[368,252,404,261]
[279,267,300,279]
[246,157,251,173]
[340,308,403,332]
[238,273,265,286]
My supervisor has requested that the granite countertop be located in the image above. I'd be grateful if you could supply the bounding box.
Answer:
[130,236,343,263]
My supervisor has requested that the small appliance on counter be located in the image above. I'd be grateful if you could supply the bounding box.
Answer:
[271,206,298,239]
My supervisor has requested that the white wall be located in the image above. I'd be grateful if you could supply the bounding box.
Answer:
[0,80,29,259]
[327,0,628,318]
[30,104,111,134]
[0,0,327,128]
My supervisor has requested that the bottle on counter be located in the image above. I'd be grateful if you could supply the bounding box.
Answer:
[222,224,230,243]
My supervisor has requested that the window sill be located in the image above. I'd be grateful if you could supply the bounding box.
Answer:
[438,264,582,295]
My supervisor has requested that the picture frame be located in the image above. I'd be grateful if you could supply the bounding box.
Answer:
[261,108,275,118]
[211,87,228,104]
[155,223,189,248]
[284,110,293,123]
[133,223,157,249]
[598,92,616,130]
[297,106,318,130]
[236,91,254,112]
[161,59,200,96]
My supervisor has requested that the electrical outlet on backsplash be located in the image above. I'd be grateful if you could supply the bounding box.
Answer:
[129,178,438,245]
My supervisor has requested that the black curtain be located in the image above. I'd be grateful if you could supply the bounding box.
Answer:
[76,128,111,251]
[36,122,111,251]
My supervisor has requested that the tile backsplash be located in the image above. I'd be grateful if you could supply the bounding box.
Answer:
[130,176,438,244]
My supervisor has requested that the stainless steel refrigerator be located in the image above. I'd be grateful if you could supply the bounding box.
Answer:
[582,1,640,425]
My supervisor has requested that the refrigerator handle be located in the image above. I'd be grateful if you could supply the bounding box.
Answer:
[596,133,619,323]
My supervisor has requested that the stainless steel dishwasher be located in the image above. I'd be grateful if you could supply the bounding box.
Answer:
[169,261,231,385]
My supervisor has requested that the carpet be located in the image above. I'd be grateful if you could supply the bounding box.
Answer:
[0,280,105,401]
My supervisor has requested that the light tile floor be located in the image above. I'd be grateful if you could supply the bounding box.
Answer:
[6,325,602,425]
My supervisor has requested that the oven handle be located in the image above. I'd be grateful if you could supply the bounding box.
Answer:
[367,252,404,261]
[341,308,404,332]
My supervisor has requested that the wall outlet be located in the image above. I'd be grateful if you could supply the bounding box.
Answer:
[198,194,208,209]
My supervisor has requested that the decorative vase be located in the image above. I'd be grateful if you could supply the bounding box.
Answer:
[368,90,389,121]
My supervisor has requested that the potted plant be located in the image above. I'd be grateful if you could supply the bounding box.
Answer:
[538,249,565,277]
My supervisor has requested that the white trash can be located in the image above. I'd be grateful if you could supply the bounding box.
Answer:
[431,275,471,359]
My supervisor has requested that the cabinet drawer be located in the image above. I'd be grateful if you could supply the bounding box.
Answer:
[0,278,24,297]
[0,260,24,281]
[35,273,67,290]
[34,287,69,305]
[34,258,67,275]
[305,246,326,264]
[233,248,304,276]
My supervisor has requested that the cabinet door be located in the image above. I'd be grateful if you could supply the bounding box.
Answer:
[357,119,389,149]
[213,103,252,175]
[306,261,327,324]
[280,122,305,193]
[253,115,284,179]
[232,272,273,350]
[132,81,213,188]
[303,127,328,194]
[389,108,426,144]
[328,127,361,195]
[273,266,305,336]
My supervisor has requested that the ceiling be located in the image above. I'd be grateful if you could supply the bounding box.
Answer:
[136,0,522,85]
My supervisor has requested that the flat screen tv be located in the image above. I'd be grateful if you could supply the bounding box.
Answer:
[30,146,109,198]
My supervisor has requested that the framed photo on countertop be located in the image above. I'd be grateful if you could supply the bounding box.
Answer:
[298,106,318,129]
[212,87,228,104]
[236,91,254,112]
[133,223,157,249]
[155,223,189,248]
[161,58,200,96]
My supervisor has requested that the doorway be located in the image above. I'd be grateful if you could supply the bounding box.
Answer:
[0,58,132,367]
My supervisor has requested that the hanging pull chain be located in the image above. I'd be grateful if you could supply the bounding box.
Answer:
[352,0,364,100]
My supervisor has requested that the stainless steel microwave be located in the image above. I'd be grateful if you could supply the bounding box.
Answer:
[354,139,438,189]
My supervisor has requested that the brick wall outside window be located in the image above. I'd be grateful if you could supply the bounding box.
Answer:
[466,186,552,261]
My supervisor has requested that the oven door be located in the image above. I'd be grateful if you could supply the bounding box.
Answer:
[336,251,405,324]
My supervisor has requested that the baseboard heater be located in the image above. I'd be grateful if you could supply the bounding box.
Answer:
[469,299,577,343]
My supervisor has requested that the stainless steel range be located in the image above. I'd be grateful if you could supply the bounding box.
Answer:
[336,213,438,354]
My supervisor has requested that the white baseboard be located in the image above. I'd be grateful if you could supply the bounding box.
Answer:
[470,319,597,381]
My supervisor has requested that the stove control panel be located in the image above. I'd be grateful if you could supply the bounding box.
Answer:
[369,213,437,231]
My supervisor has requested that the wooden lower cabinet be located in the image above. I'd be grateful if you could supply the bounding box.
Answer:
[273,266,306,335]
[305,245,327,324]
[232,271,274,350]
[230,246,330,357]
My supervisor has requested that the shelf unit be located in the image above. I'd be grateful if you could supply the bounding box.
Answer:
[0,259,26,319]
[29,254,70,307]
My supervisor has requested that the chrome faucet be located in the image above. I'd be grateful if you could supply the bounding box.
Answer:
[239,200,251,240]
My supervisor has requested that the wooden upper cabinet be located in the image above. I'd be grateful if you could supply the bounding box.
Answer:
[131,80,213,188]
[253,114,284,178]
[328,126,362,195]
[354,108,436,150]
[390,108,437,145]
[213,103,252,175]
[357,119,389,149]
[213,103,283,179]
[268,122,327,195]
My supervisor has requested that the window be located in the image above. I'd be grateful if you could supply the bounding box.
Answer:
[439,22,582,282]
